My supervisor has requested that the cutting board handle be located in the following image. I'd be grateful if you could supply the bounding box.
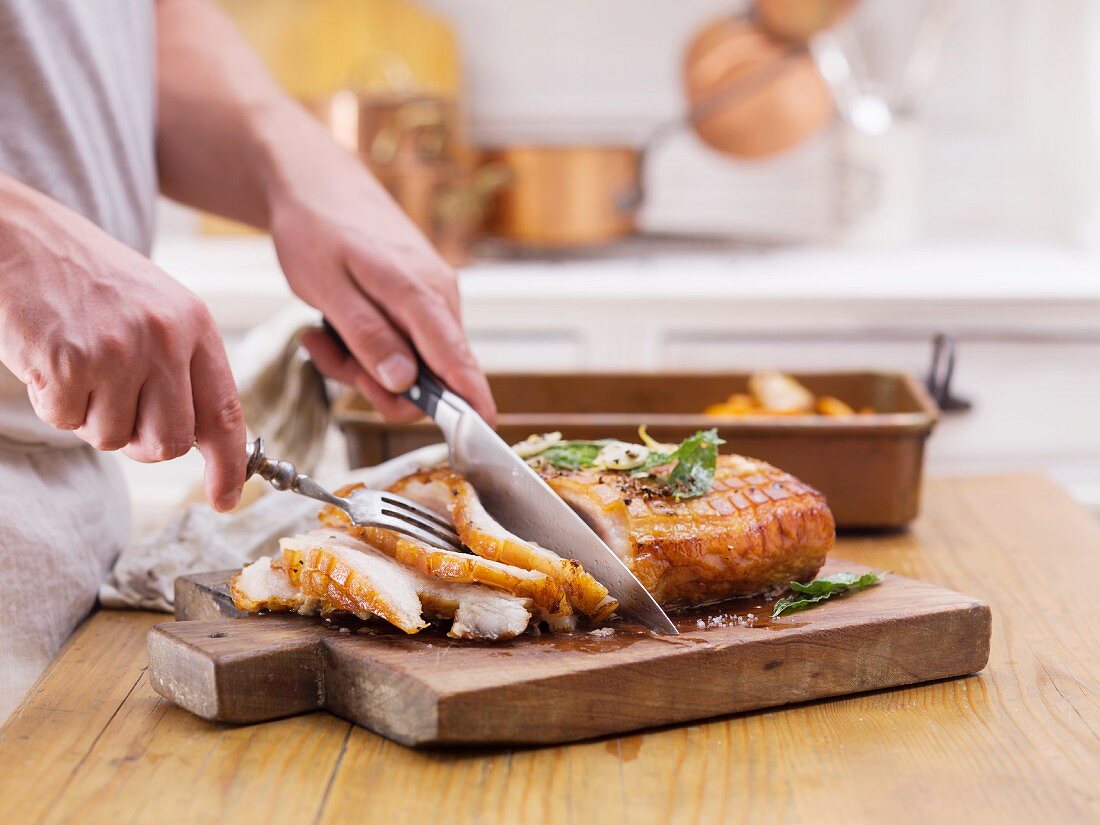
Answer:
[148,617,326,723]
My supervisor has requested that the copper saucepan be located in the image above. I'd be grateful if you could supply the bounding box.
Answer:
[483,145,641,248]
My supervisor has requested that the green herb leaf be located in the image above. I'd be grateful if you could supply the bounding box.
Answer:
[523,428,725,499]
[771,571,885,618]
[632,449,676,473]
[789,571,882,597]
[534,440,611,469]
[665,428,725,499]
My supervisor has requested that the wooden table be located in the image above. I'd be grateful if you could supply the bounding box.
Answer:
[2,475,1098,824]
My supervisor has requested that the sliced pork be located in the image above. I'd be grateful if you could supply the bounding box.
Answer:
[278,529,427,633]
[232,529,535,640]
[416,580,533,641]
[230,554,318,615]
[233,441,834,637]
[316,501,575,630]
[390,468,618,622]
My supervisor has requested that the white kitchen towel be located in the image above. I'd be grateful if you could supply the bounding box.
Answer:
[234,303,331,475]
[98,444,448,612]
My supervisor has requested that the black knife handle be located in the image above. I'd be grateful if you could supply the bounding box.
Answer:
[321,317,446,418]
[399,362,447,418]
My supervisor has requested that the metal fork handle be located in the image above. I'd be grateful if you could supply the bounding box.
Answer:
[245,437,348,511]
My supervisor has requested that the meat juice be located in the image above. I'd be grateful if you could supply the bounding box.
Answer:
[317,591,804,655]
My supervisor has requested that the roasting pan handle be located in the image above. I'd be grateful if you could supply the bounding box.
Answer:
[926,333,972,412]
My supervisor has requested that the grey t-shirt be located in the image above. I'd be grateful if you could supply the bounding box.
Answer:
[0,0,157,446]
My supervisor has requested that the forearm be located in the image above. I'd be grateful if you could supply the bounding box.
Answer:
[155,0,343,228]
[0,172,96,295]
[1,169,60,245]
[154,0,495,421]
[0,172,39,267]
[0,174,50,341]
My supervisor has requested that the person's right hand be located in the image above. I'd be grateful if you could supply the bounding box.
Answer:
[0,177,247,511]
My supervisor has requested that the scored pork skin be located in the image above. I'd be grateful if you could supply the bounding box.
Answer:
[279,530,428,632]
[542,454,834,607]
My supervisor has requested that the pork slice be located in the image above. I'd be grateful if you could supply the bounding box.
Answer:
[416,581,533,640]
[279,529,428,633]
[319,493,573,630]
[231,555,319,615]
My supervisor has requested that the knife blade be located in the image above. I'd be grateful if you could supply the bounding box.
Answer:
[400,364,679,635]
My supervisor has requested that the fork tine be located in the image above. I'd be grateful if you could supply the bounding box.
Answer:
[380,506,462,545]
[373,515,464,553]
[379,493,455,532]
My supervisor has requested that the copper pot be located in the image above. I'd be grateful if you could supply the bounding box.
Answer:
[484,145,641,248]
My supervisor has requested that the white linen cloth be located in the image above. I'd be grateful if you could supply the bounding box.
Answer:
[232,304,331,474]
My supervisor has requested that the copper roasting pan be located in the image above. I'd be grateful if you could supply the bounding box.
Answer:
[333,371,939,529]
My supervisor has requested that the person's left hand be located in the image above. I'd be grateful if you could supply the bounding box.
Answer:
[265,139,495,425]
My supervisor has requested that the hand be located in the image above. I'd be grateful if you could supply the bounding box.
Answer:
[0,181,247,510]
[265,135,496,425]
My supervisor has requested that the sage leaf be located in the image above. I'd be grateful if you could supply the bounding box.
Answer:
[771,571,885,618]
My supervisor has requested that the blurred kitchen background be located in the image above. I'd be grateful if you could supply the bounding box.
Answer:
[137,0,1100,524]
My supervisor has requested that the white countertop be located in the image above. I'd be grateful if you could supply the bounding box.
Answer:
[153,236,1100,334]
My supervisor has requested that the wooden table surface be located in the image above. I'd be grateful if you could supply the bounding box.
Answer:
[2,474,1098,824]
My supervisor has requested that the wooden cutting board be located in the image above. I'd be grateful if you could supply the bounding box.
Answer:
[149,560,990,747]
